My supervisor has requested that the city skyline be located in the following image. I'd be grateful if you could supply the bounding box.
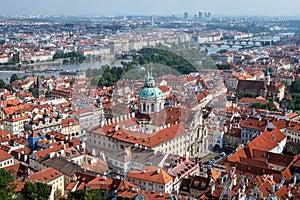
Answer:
[0,0,299,17]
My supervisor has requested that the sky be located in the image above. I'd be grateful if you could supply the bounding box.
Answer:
[0,0,299,17]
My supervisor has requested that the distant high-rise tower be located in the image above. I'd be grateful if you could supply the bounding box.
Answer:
[151,16,155,26]
[199,11,203,20]
[207,12,212,19]
[184,12,188,19]
[172,14,175,22]
[204,12,208,18]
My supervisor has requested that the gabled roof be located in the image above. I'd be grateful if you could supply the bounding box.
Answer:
[29,167,63,183]
[127,166,173,184]
[240,117,267,131]
[0,149,13,162]
[40,156,90,177]
[248,129,286,153]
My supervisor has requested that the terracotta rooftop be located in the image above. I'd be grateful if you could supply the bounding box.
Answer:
[247,129,286,153]
[127,166,173,184]
[0,149,13,162]
[240,117,267,131]
[29,167,63,183]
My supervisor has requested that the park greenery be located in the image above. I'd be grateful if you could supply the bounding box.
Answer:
[285,80,300,113]
[22,182,50,200]
[0,169,16,200]
[290,79,300,93]
[86,44,215,86]
[286,94,300,112]
[68,189,103,200]
[216,63,232,70]
[53,51,85,63]
[252,100,277,111]
[0,73,40,92]
[236,92,255,100]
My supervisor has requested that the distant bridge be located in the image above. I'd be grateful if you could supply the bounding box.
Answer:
[200,39,276,48]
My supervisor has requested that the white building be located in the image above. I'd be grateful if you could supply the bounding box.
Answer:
[0,150,14,169]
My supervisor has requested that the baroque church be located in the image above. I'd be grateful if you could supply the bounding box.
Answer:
[87,70,209,159]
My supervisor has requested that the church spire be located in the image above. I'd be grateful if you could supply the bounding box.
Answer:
[144,64,155,87]
[265,62,271,86]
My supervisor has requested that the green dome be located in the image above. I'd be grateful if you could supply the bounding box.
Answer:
[140,87,163,98]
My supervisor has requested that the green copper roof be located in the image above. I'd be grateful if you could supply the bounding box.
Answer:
[140,87,163,98]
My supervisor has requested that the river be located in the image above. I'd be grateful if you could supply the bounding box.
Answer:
[0,56,125,83]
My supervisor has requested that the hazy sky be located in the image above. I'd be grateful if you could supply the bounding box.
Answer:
[0,0,299,17]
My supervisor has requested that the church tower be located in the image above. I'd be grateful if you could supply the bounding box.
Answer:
[34,76,41,98]
[265,64,271,86]
[139,68,164,115]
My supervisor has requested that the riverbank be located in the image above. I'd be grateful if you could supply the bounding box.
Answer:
[0,56,117,82]
[0,55,117,71]
[0,60,63,71]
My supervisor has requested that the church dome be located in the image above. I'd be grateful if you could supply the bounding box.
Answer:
[139,87,163,98]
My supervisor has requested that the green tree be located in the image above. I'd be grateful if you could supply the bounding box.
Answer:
[5,84,13,91]
[0,79,6,88]
[70,80,76,86]
[36,182,50,200]
[22,182,37,200]
[22,182,50,200]
[68,189,101,200]
[97,77,106,86]
[28,86,35,95]
[0,169,16,200]
[216,63,231,70]
[252,102,265,109]
[291,79,300,93]
[267,100,276,111]
[9,74,19,83]
[10,74,19,84]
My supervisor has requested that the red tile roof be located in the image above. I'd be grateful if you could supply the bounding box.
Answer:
[29,167,63,183]
[248,129,286,153]
[127,166,173,184]
[240,117,267,131]
[0,149,13,162]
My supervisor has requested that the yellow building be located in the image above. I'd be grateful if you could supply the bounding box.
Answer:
[29,167,64,199]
